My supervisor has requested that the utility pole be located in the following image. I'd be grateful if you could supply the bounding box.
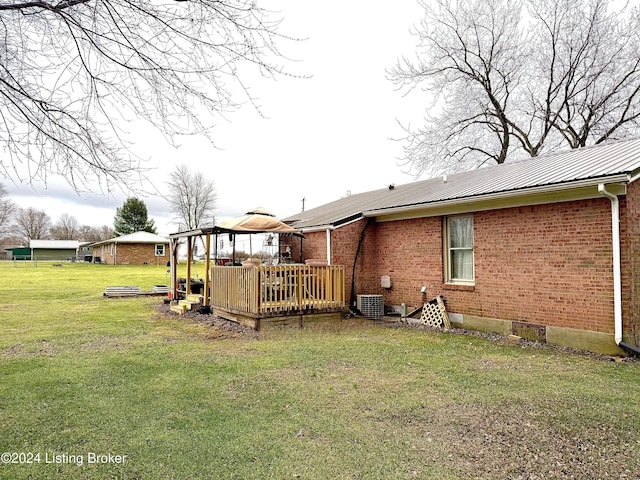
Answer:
[301,197,306,212]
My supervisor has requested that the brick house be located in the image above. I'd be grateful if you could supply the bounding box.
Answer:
[283,138,640,356]
[90,231,169,265]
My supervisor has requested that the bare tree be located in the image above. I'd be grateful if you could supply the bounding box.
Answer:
[79,225,114,243]
[0,0,294,191]
[389,0,640,176]
[0,184,15,238]
[50,213,81,240]
[527,0,640,149]
[13,207,51,245]
[166,164,217,231]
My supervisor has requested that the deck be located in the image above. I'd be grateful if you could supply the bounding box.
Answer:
[210,264,346,329]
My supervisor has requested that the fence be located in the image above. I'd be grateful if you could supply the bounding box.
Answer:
[3,255,82,267]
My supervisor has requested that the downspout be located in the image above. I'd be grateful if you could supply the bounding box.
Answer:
[598,184,640,356]
[326,228,332,265]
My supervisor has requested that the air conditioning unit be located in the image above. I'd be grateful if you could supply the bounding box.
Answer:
[356,294,384,320]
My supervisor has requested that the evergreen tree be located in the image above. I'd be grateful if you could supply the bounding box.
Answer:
[113,198,156,236]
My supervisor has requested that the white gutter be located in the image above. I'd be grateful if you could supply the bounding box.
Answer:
[299,216,365,234]
[365,175,630,219]
[301,224,335,233]
[598,184,623,345]
[627,170,640,184]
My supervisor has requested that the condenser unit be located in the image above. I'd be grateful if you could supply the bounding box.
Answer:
[356,294,384,320]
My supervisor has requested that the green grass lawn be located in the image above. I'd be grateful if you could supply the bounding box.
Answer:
[1,262,640,479]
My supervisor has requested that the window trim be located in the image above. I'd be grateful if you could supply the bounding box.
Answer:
[444,214,475,285]
[155,244,165,256]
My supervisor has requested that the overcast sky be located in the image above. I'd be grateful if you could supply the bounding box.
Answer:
[4,0,427,237]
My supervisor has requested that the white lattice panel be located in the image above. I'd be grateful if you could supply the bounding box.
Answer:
[420,296,451,329]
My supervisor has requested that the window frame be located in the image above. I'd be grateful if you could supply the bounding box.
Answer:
[444,214,475,285]
[155,244,165,256]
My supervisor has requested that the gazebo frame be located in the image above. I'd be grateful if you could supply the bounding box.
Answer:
[167,224,346,330]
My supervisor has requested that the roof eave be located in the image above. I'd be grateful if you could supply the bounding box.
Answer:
[168,228,210,240]
[291,212,365,232]
[364,175,629,221]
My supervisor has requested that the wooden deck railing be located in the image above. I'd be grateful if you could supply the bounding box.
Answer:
[210,264,345,316]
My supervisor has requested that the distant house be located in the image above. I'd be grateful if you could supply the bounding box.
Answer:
[283,138,640,356]
[30,240,80,261]
[90,231,169,265]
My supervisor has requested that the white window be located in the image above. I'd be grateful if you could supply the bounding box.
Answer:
[445,215,474,283]
[155,244,165,256]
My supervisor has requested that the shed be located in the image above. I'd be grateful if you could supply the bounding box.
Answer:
[4,246,31,260]
[30,240,80,261]
[283,137,640,356]
[90,231,169,265]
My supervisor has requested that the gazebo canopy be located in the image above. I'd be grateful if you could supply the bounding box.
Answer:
[168,207,303,239]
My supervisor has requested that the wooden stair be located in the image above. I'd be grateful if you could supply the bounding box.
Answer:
[170,295,202,315]
[170,303,187,315]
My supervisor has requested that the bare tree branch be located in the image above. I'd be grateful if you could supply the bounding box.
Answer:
[390,0,640,176]
[12,207,51,244]
[0,183,15,238]
[50,212,81,239]
[0,0,297,191]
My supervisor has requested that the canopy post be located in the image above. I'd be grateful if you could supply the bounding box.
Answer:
[204,234,211,306]
[232,233,236,265]
[170,239,179,300]
[186,238,192,295]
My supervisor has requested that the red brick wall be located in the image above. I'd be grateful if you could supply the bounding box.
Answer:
[332,220,371,305]
[289,220,371,304]
[117,243,167,265]
[299,197,630,336]
[97,243,167,265]
[299,232,326,263]
[469,200,616,333]
[625,181,640,344]
[98,244,114,265]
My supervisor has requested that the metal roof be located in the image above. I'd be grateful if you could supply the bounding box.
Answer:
[30,240,79,250]
[284,138,640,229]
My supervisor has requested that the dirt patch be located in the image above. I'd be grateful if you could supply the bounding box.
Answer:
[79,338,131,352]
[1,340,57,359]
[154,300,259,340]
[393,401,640,479]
